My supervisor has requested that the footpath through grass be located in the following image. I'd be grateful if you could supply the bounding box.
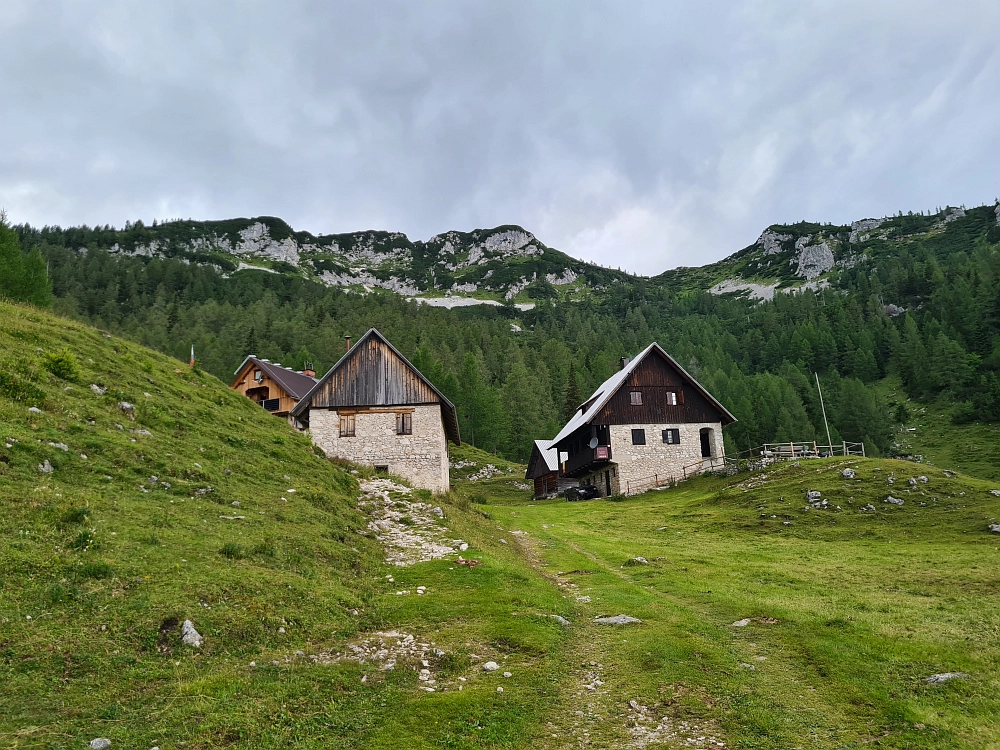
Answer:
[456,457,1000,749]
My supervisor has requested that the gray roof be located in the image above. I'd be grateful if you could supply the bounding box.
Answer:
[232,356,318,400]
[551,342,736,446]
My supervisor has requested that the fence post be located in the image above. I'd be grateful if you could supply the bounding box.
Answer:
[862,442,866,458]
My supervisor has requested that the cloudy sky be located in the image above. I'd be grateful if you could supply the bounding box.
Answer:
[2,1,998,274]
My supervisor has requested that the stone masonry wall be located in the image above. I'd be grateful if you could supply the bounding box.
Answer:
[609,422,723,495]
[308,404,450,494]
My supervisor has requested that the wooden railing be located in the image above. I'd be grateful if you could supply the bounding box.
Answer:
[561,444,612,477]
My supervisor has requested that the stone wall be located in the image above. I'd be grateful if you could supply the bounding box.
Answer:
[608,422,723,495]
[308,404,450,494]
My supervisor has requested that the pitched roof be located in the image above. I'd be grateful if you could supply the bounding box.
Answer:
[231,356,318,400]
[551,342,736,446]
[290,329,461,444]
[525,439,559,479]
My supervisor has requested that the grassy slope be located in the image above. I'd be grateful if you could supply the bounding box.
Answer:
[0,304,573,749]
[878,377,1000,482]
[461,457,1000,749]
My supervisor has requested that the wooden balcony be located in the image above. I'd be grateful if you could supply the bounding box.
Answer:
[561,444,612,478]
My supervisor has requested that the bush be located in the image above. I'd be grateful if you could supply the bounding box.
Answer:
[0,372,45,404]
[78,561,114,579]
[219,542,246,559]
[42,349,80,382]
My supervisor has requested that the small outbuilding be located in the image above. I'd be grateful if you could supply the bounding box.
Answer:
[290,329,460,494]
[231,356,318,417]
[525,439,578,498]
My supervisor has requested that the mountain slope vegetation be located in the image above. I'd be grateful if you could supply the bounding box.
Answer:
[8,200,1000,469]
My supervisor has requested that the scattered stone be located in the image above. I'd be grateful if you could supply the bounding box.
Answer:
[359,478,456,566]
[118,402,135,419]
[483,661,500,672]
[990,490,1000,497]
[740,662,755,670]
[885,496,905,506]
[924,672,968,684]
[181,620,204,647]
[48,442,69,451]
[806,490,822,501]
[576,595,591,603]
[594,614,642,625]
[90,384,107,395]
[908,478,918,487]
[89,740,111,750]
[456,557,482,568]
[28,406,42,415]
[629,556,649,564]
[918,476,928,484]
[278,626,286,634]
[430,506,444,518]
[550,615,570,626]
[503,671,512,678]
[38,460,53,474]
[731,618,751,627]
[988,524,1000,534]
[231,501,241,508]
[496,686,504,693]
[842,468,856,479]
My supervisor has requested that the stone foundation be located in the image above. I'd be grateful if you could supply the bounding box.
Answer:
[308,404,450,494]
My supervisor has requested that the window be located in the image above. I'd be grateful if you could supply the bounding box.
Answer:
[339,413,355,437]
[253,369,263,383]
[630,391,643,406]
[397,412,412,435]
[631,429,646,445]
[662,428,680,445]
[666,391,678,406]
[374,465,389,474]
[262,398,280,412]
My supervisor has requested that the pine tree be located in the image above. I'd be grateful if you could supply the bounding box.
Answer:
[0,211,26,301]
[563,362,582,422]
[243,325,259,357]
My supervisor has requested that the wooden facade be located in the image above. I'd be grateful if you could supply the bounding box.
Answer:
[231,357,318,418]
[593,354,725,426]
[291,329,461,444]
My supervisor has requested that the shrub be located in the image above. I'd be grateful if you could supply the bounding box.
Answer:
[78,561,114,579]
[68,530,99,551]
[0,372,45,404]
[42,349,80,382]
[60,507,91,525]
[219,542,246,559]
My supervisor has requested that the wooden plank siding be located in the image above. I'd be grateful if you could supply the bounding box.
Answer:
[232,365,298,415]
[308,337,442,409]
[594,352,723,425]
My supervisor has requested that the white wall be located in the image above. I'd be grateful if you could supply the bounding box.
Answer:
[609,421,723,494]
[308,404,450,493]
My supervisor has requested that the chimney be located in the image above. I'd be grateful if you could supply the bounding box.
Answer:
[303,362,316,378]
[619,356,631,371]
[345,335,352,351]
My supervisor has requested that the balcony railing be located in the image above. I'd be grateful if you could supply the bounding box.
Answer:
[561,444,612,478]
[261,398,281,412]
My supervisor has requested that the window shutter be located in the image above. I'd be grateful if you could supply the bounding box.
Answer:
[678,388,685,405]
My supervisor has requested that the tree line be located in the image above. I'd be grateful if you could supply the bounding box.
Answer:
[7,206,1000,461]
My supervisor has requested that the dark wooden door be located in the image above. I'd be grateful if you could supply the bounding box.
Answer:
[700,430,711,458]
[604,470,611,496]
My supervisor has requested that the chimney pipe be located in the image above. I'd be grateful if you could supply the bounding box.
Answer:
[619,356,630,371]
[345,335,352,351]
[303,361,316,377]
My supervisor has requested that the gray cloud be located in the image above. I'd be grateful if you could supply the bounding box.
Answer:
[2,0,998,274]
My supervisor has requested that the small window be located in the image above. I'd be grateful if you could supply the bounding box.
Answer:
[630,391,643,406]
[253,369,263,383]
[631,429,646,445]
[666,391,678,406]
[374,465,389,474]
[339,413,355,437]
[397,412,412,435]
[662,428,680,445]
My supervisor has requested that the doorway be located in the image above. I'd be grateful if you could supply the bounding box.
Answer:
[604,470,612,497]
[699,428,713,458]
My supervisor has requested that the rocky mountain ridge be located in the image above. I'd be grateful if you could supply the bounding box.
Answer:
[25,201,1000,307]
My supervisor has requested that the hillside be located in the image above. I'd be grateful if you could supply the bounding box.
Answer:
[9,198,1000,468]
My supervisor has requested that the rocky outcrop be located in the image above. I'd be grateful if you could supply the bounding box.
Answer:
[756,229,792,255]
[792,236,835,280]
[849,218,884,244]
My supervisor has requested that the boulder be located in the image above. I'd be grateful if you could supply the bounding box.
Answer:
[181,620,204,648]
[594,614,642,625]
[483,661,500,672]
[550,615,570,626]
[842,468,856,479]
[731,618,751,627]
[89,740,112,750]
[988,524,1000,534]
[884,496,904,506]
[923,672,968,684]
[806,490,822,501]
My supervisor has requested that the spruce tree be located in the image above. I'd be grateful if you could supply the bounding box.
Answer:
[0,211,26,300]
[563,362,582,422]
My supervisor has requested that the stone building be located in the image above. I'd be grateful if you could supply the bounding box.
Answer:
[289,329,460,494]
[550,343,736,497]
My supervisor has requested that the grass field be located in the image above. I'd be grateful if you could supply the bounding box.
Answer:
[3,302,1000,748]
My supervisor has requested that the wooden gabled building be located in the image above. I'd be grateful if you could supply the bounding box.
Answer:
[551,343,736,497]
[290,329,461,494]
[525,439,578,498]
[231,356,318,417]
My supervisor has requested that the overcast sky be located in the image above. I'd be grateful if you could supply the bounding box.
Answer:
[2,1,998,274]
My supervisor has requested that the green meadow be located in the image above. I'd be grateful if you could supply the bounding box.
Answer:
[2,301,1000,748]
